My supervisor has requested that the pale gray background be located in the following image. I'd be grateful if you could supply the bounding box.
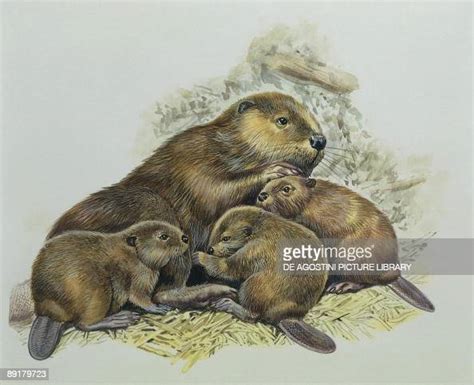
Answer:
[1,1,472,384]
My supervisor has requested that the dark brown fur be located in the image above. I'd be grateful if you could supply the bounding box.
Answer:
[32,221,188,326]
[256,176,435,312]
[46,186,191,292]
[28,221,189,360]
[47,93,325,274]
[16,93,318,324]
[193,206,335,353]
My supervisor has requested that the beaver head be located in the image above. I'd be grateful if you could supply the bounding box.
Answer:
[208,206,266,257]
[213,92,326,176]
[123,221,189,270]
[256,176,316,219]
[207,224,252,258]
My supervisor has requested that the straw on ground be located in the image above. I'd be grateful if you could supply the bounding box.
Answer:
[16,276,426,372]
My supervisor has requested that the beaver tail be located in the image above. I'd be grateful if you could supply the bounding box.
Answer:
[278,319,336,353]
[28,316,66,360]
[388,277,435,312]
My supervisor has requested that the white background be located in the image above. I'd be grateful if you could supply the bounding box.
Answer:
[1,2,472,384]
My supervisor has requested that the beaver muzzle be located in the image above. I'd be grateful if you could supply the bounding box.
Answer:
[309,135,327,151]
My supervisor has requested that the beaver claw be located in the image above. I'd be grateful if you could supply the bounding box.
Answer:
[263,162,303,182]
[210,285,238,301]
[192,252,205,266]
[210,298,257,322]
[143,304,173,315]
[210,297,236,312]
[190,285,238,308]
[77,310,140,331]
[326,282,366,294]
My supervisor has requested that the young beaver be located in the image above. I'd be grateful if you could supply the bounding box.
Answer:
[193,206,336,354]
[29,221,189,360]
[256,176,435,312]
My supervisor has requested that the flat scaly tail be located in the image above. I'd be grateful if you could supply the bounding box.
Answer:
[278,319,336,353]
[28,316,66,360]
[388,276,435,312]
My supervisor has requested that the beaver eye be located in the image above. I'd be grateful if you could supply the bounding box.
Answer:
[126,236,137,247]
[282,185,292,194]
[276,117,288,127]
[222,236,231,242]
[159,234,169,241]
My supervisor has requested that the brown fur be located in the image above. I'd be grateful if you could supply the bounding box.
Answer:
[32,221,188,327]
[23,92,325,321]
[195,206,328,323]
[46,93,325,283]
[46,186,191,293]
[256,176,435,313]
[257,176,400,286]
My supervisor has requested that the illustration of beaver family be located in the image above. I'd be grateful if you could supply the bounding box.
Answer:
[256,176,434,312]
[21,91,434,359]
[22,92,331,358]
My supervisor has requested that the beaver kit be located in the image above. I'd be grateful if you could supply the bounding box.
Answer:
[194,206,335,353]
[29,221,190,360]
[256,176,434,312]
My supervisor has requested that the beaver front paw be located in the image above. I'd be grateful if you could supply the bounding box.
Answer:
[143,304,174,315]
[262,162,303,183]
[202,284,238,302]
[326,281,366,294]
[210,297,236,312]
[192,252,207,266]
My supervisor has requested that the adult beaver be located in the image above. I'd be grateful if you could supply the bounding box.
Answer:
[47,92,326,288]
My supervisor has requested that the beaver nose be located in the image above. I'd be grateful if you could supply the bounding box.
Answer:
[258,192,269,202]
[207,247,214,255]
[310,135,327,151]
[182,235,189,244]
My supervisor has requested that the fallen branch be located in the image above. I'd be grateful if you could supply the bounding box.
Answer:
[376,177,426,192]
[262,53,359,94]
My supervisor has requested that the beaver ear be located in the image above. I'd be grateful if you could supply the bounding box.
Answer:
[126,235,137,247]
[243,226,253,236]
[305,178,317,188]
[238,100,255,114]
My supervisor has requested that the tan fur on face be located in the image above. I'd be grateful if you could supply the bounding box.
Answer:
[209,220,252,258]
[235,94,323,172]
[256,176,311,218]
[209,206,264,245]
[126,221,189,270]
